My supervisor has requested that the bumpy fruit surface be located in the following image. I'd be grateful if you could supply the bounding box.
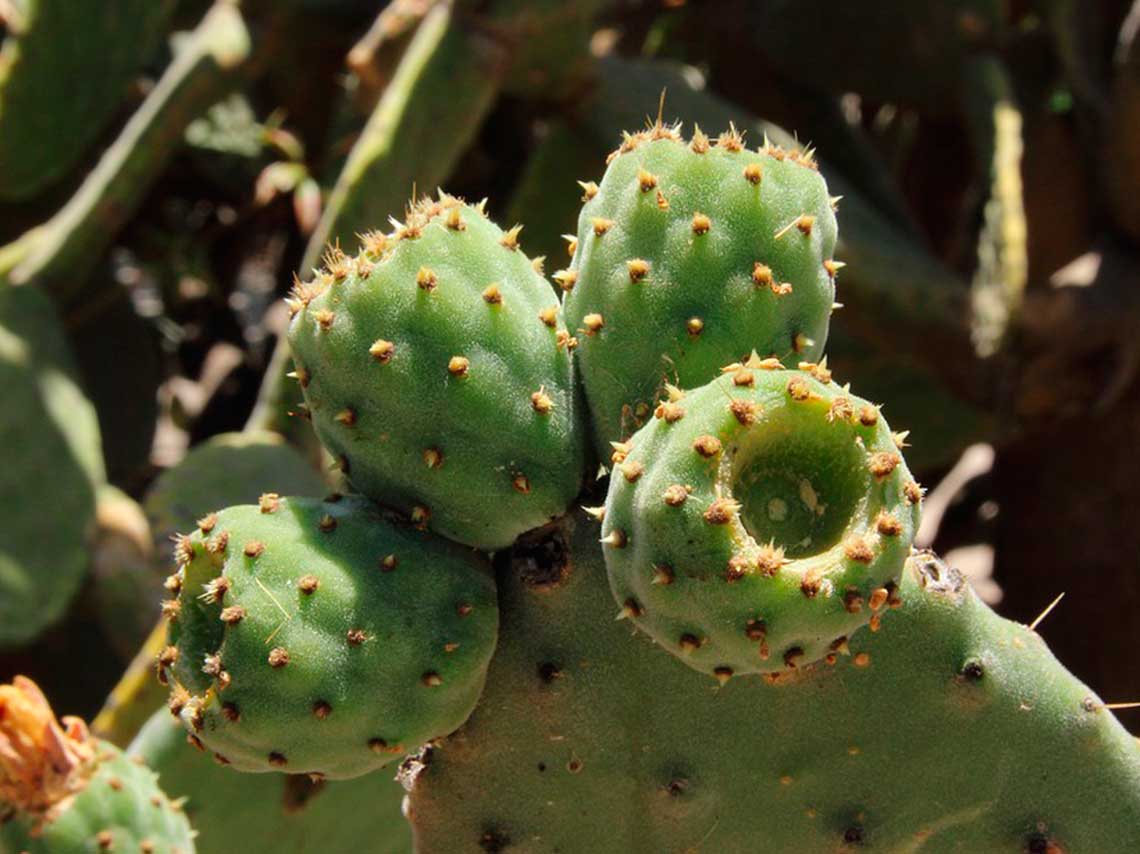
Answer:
[0,677,194,854]
[563,122,838,454]
[287,193,585,550]
[601,360,919,677]
[160,494,498,779]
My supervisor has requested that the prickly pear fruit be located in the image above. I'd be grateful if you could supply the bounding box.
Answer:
[600,360,919,677]
[563,122,838,455]
[287,192,586,550]
[159,494,498,779]
[0,676,194,854]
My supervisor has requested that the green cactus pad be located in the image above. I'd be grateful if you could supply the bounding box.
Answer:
[144,430,327,565]
[0,285,103,649]
[0,0,172,199]
[160,494,498,779]
[600,362,919,677]
[405,516,1140,852]
[562,122,838,455]
[129,711,411,854]
[0,677,194,854]
[287,193,586,551]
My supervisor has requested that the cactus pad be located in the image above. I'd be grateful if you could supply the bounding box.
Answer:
[0,676,194,854]
[0,0,172,199]
[0,285,103,649]
[130,710,411,854]
[600,362,919,677]
[160,494,498,779]
[563,122,838,454]
[287,193,585,550]
[406,517,1140,851]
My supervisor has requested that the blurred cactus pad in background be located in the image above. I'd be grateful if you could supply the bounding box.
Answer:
[3,1,1140,851]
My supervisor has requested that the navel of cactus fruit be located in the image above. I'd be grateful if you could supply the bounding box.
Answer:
[600,359,919,677]
[158,494,498,779]
[563,122,838,457]
[0,676,194,854]
[286,192,586,551]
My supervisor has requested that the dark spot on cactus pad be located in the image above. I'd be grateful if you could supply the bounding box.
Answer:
[268,751,288,767]
[479,827,511,852]
[843,824,866,844]
[512,523,571,590]
[665,775,688,798]
[537,662,562,684]
[1024,831,1064,854]
[960,660,985,682]
[281,773,327,815]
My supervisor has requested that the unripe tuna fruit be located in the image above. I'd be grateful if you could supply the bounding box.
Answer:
[563,123,838,455]
[287,193,585,551]
[600,359,920,678]
[0,677,194,854]
[159,495,498,779]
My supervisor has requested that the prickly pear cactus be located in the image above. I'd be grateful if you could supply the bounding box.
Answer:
[563,122,838,453]
[600,363,919,677]
[0,285,103,648]
[287,193,586,550]
[404,515,1140,851]
[0,677,194,854]
[129,710,411,854]
[0,0,173,198]
[160,494,498,779]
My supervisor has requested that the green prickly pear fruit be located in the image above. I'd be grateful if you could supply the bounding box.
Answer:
[159,494,498,779]
[562,122,839,456]
[600,359,919,678]
[287,192,586,551]
[0,676,195,854]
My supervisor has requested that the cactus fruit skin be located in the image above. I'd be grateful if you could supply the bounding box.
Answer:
[405,515,1140,852]
[562,123,837,456]
[287,193,586,550]
[0,0,173,199]
[160,495,498,779]
[601,365,919,677]
[129,711,411,854]
[0,285,103,648]
[0,677,194,854]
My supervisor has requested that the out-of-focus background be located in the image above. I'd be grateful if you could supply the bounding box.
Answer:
[1,0,1137,732]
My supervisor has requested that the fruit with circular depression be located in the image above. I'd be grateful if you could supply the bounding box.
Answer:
[601,359,920,677]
